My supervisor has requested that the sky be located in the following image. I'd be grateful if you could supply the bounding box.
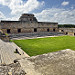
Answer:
[0,0,75,24]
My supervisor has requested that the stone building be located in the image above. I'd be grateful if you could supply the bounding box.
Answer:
[0,13,58,36]
[59,28,75,36]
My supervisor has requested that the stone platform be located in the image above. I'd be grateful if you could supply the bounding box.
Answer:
[10,32,64,40]
[0,39,29,64]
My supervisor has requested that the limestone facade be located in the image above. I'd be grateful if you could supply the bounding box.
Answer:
[59,28,75,36]
[0,13,58,35]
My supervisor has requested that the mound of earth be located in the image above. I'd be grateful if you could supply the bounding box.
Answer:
[19,49,75,75]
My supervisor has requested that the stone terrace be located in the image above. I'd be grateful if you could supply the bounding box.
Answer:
[0,39,29,64]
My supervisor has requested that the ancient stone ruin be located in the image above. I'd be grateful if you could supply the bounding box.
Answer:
[0,62,26,75]
[0,39,75,75]
[0,13,75,75]
[18,49,75,75]
[0,13,59,38]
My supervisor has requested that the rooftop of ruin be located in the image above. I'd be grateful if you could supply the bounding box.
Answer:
[0,13,58,24]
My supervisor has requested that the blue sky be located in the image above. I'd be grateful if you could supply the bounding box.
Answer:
[0,0,75,24]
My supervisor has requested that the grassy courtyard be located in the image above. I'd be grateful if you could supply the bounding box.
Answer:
[12,36,75,56]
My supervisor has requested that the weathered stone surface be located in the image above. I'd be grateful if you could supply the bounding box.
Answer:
[0,30,9,42]
[59,28,75,36]
[19,13,37,22]
[0,39,29,64]
[0,62,26,75]
[0,37,75,75]
[0,48,75,75]
[19,49,75,75]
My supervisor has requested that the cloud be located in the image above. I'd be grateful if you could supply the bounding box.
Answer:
[0,0,75,24]
[0,0,45,15]
[61,1,69,6]
[0,11,18,21]
[0,11,6,20]
[0,7,75,24]
[35,8,75,24]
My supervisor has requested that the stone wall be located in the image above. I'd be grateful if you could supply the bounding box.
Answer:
[0,13,58,36]
[59,28,75,36]
[0,30,10,42]
[0,21,58,35]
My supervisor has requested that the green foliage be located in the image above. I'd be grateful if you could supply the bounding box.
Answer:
[58,24,75,28]
[12,36,75,56]
[5,33,8,36]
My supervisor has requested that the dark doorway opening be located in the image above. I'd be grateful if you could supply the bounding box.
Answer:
[30,19,32,21]
[34,28,37,32]
[53,29,55,32]
[7,29,10,33]
[66,32,68,35]
[18,29,21,33]
[61,30,64,32]
[47,28,49,32]
[74,33,75,36]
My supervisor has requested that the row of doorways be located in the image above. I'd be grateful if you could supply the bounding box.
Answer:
[7,28,56,33]
[34,28,56,32]
[7,29,21,33]
[65,32,75,36]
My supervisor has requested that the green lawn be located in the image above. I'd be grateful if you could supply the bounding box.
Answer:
[11,36,75,56]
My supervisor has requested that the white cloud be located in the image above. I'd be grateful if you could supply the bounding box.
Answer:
[0,0,44,15]
[0,8,75,24]
[35,8,75,24]
[61,1,69,6]
[0,11,19,21]
[0,11,6,20]
[0,0,75,24]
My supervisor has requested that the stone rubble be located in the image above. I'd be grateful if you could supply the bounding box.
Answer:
[0,62,26,75]
[0,39,75,75]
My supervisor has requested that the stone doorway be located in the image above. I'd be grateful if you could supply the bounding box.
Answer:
[66,32,68,35]
[74,33,75,36]
[53,29,55,32]
[34,28,37,32]
[18,29,21,33]
[47,28,49,32]
[7,29,10,33]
